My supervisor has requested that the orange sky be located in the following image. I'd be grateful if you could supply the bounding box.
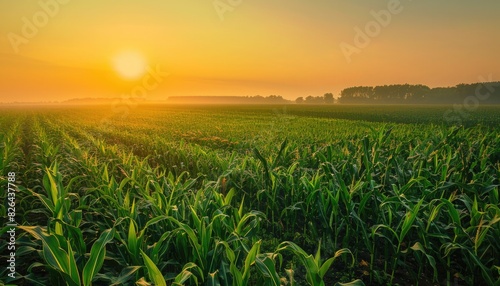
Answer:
[1,1,499,102]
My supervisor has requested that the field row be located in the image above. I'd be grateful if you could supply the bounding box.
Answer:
[1,105,499,285]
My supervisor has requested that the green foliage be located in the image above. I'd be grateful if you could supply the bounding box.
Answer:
[2,104,500,285]
[19,226,81,286]
[277,240,354,286]
[82,228,115,286]
[140,249,167,286]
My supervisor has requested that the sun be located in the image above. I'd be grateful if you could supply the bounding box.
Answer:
[112,50,147,80]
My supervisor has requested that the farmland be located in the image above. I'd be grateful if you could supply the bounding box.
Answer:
[1,104,499,285]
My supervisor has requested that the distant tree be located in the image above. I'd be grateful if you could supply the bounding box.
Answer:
[324,93,334,104]
[295,97,304,104]
[305,95,324,104]
[337,82,500,104]
[339,86,373,103]
[265,95,287,103]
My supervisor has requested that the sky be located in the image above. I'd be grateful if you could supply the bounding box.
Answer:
[1,0,499,102]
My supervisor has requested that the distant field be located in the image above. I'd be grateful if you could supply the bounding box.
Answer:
[1,104,499,285]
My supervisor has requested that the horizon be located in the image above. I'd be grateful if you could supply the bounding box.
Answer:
[1,1,499,102]
[2,79,500,105]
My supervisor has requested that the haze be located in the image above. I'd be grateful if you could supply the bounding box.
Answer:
[1,0,499,102]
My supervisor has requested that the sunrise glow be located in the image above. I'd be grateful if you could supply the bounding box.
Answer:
[112,50,147,80]
[1,1,499,102]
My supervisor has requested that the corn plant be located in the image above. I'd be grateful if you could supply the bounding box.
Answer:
[19,226,115,286]
[3,104,500,285]
[275,240,358,286]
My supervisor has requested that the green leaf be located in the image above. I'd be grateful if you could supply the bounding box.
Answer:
[44,166,60,207]
[174,262,200,285]
[334,279,366,286]
[410,242,437,281]
[254,147,270,188]
[400,198,424,242]
[224,188,236,206]
[109,266,142,285]
[20,226,81,286]
[441,198,461,229]
[272,138,288,168]
[242,240,261,284]
[137,215,170,238]
[83,228,115,286]
[465,249,495,285]
[255,255,280,286]
[140,249,166,286]
[128,219,138,258]
[66,241,81,286]
[314,240,322,266]
[276,241,321,285]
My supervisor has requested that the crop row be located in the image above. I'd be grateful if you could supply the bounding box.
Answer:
[1,105,499,285]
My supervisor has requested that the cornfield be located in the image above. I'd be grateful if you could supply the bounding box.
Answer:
[1,104,499,285]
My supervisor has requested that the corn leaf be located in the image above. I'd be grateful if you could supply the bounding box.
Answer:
[140,249,166,286]
[83,228,115,286]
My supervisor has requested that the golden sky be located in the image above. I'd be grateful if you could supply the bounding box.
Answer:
[1,0,499,102]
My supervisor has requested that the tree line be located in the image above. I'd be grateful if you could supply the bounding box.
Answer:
[337,82,500,104]
[295,93,334,104]
[167,82,500,105]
